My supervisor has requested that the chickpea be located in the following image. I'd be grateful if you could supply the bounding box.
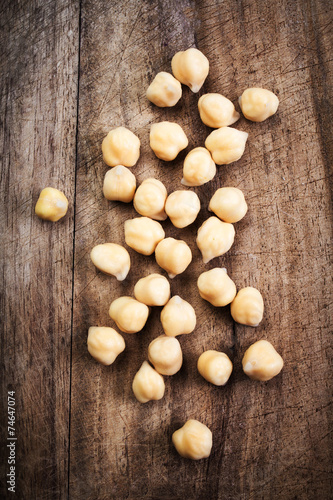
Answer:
[150,121,188,161]
[239,88,279,122]
[242,340,283,381]
[35,187,68,222]
[102,126,140,167]
[134,273,170,306]
[197,268,236,307]
[181,147,216,187]
[133,178,167,221]
[230,287,264,327]
[124,217,165,255]
[205,127,248,165]
[196,216,235,263]
[172,420,212,460]
[155,238,192,278]
[148,335,183,375]
[87,326,125,366]
[146,72,182,107]
[132,361,165,403]
[109,296,149,333]
[165,190,201,228]
[161,295,196,337]
[198,93,240,128]
[171,48,209,93]
[90,243,130,281]
[103,165,136,203]
[197,350,233,386]
[209,187,248,223]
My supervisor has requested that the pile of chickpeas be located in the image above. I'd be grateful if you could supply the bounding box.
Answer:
[35,48,283,461]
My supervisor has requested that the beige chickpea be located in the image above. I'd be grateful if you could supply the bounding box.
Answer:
[239,88,279,122]
[90,243,130,281]
[165,190,201,228]
[133,178,167,221]
[205,127,248,165]
[150,121,188,161]
[209,187,248,223]
[102,127,140,167]
[35,187,68,222]
[146,72,182,107]
[197,268,236,307]
[196,217,235,264]
[155,238,192,278]
[132,361,165,403]
[148,335,183,375]
[242,340,283,381]
[171,48,209,93]
[161,295,196,337]
[198,93,240,128]
[124,217,165,255]
[197,350,233,386]
[182,147,216,187]
[87,327,125,366]
[109,296,149,334]
[230,287,264,327]
[134,274,170,306]
[103,165,136,203]
[172,420,212,460]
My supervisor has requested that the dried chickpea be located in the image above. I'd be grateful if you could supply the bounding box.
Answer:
[196,216,235,264]
[109,296,149,334]
[205,127,248,165]
[242,340,283,381]
[132,361,165,403]
[239,88,279,122]
[87,327,125,366]
[161,295,196,337]
[146,72,182,107]
[197,350,233,386]
[90,243,130,281]
[197,268,236,307]
[198,93,240,128]
[150,121,188,161]
[155,237,192,278]
[171,48,209,93]
[133,178,167,221]
[172,420,212,460]
[209,187,248,223]
[102,127,140,167]
[134,273,170,306]
[35,187,68,222]
[103,165,136,203]
[165,190,200,228]
[230,287,264,327]
[148,335,183,375]
[181,147,216,187]
[124,217,165,255]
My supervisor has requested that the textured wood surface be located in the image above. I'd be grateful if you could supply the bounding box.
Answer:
[1,0,332,499]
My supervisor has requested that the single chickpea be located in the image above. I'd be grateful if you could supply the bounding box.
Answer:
[239,88,279,122]
[171,48,209,93]
[132,361,165,403]
[109,296,149,333]
[196,216,235,263]
[209,187,248,223]
[165,190,201,228]
[146,72,182,107]
[230,287,264,327]
[90,243,130,281]
[242,340,283,381]
[124,217,165,255]
[161,295,196,337]
[35,187,68,222]
[148,335,183,375]
[103,165,136,203]
[87,327,125,366]
[150,121,188,161]
[181,147,216,187]
[197,350,233,386]
[197,268,236,307]
[172,420,212,460]
[102,127,140,167]
[155,237,192,278]
[198,93,240,128]
[205,127,248,165]
[134,273,170,306]
[133,178,167,221]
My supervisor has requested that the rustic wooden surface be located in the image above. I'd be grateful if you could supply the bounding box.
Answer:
[1,0,332,498]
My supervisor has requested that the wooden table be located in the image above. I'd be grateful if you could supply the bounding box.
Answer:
[1,0,332,498]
